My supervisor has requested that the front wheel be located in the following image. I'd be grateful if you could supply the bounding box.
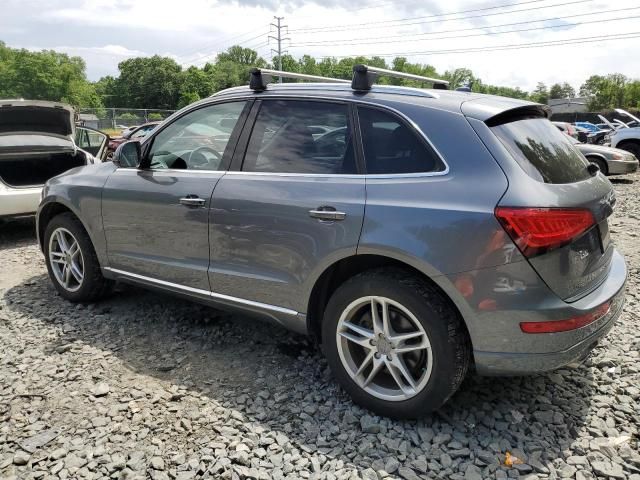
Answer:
[44,212,113,302]
[322,268,470,418]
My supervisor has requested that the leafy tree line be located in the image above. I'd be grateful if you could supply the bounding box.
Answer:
[2,41,640,112]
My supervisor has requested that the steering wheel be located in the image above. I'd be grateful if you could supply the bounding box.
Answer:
[188,146,222,167]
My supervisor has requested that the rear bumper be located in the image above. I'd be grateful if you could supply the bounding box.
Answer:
[0,185,41,217]
[607,158,638,175]
[474,285,624,375]
[453,249,627,375]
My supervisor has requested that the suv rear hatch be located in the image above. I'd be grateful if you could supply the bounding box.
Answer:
[465,100,616,301]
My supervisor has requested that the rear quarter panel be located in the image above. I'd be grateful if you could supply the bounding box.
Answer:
[358,102,519,339]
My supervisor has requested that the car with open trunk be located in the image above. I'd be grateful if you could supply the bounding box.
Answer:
[0,100,108,218]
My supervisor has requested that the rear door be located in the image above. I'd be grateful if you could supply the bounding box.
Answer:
[208,99,365,313]
[101,100,249,290]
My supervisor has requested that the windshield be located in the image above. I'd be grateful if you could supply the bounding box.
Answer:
[491,117,591,184]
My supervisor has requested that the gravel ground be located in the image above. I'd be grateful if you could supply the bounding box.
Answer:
[1,174,639,480]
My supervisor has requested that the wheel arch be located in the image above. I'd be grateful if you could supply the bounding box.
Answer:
[305,253,473,346]
[38,199,93,252]
[584,153,608,174]
[615,138,640,149]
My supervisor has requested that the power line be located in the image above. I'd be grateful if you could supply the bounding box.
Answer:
[186,32,269,66]
[289,6,638,45]
[289,0,594,33]
[176,30,269,62]
[289,11,640,48]
[312,31,640,58]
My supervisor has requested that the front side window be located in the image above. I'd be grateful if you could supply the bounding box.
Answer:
[491,117,590,184]
[358,106,445,175]
[242,100,356,174]
[148,102,247,170]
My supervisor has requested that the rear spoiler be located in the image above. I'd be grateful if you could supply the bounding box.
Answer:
[461,97,550,126]
[485,105,551,127]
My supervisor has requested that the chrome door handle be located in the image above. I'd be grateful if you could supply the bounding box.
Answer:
[179,196,205,207]
[309,208,346,221]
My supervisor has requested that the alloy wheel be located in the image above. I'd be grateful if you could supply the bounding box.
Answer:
[336,296,433,401]
[49,227,84,292]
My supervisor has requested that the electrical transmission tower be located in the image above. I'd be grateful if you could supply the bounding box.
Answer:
[269,16,290,83]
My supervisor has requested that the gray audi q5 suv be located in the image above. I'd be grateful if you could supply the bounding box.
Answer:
[37,70,626,418]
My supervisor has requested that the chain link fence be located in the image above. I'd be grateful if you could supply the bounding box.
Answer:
[77,108,176,131]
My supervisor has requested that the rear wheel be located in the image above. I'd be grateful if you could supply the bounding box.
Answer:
[617,141,640,159]
[44,213,113,302]
[322,268,470,418]
[588,157,608,176]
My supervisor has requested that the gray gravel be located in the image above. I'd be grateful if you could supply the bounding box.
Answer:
[1,173,639,480]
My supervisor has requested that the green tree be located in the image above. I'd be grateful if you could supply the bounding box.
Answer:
[549,82,575,99]
[0,42,103,108]
[580,74,627,110]
[530,82,549,104]
[115,55,182,109]
[443,68,475,90]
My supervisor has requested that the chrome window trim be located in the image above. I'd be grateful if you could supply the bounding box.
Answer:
[103,267,299,316]
[114,168,226,174]
[223,170,448,179]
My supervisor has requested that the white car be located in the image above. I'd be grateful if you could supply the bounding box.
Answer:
[0,100,108,218]
[600,109,640,159]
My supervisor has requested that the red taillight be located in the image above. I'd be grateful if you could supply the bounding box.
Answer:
[495,207,595,257]
[520,301,611,333]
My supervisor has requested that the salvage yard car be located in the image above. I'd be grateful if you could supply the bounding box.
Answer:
[36,66,627,418]
[0,100,108,219]
[569,136,638,176]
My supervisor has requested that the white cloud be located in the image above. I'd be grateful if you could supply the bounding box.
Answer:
[3,0,640,90]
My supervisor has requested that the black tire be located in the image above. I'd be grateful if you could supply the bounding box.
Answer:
[588,157,608,176]
[43,212,113,302]
[322,268,470,418]
[616,141,640,160]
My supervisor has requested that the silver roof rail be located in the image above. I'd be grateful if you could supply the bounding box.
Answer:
[352,64,449,91]
[250,68,349,90]
[247,65,450,92]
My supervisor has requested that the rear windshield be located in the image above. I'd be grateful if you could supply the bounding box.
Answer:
[491,117,591,184]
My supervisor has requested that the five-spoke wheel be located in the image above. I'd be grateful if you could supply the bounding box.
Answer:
[48,227,84,292]
[323,268,470,418]
[336,296,433,401]
[43,212,113,302]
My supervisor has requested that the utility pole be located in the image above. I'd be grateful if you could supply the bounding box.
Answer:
[269,16,289,83]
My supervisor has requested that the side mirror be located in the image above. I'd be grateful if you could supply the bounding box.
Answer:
[113,141,141,168]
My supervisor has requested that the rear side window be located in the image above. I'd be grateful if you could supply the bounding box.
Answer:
[242,100,356,174]
[358,106,445,175]
[491,117,591,184]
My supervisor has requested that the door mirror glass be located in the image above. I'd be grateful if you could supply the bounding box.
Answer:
[114,140,141,168]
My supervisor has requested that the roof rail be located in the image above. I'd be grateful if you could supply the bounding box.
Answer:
[250,68,349,91]
[351,64,449,91]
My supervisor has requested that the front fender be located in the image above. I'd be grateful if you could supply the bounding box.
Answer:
[36,162,116,265]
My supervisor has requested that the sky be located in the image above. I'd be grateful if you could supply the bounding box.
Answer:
[2,0,640,92]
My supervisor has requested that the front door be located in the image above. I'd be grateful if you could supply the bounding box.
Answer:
[101,100,249,290]
[208,99,366,313]
[75,126,108,160]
